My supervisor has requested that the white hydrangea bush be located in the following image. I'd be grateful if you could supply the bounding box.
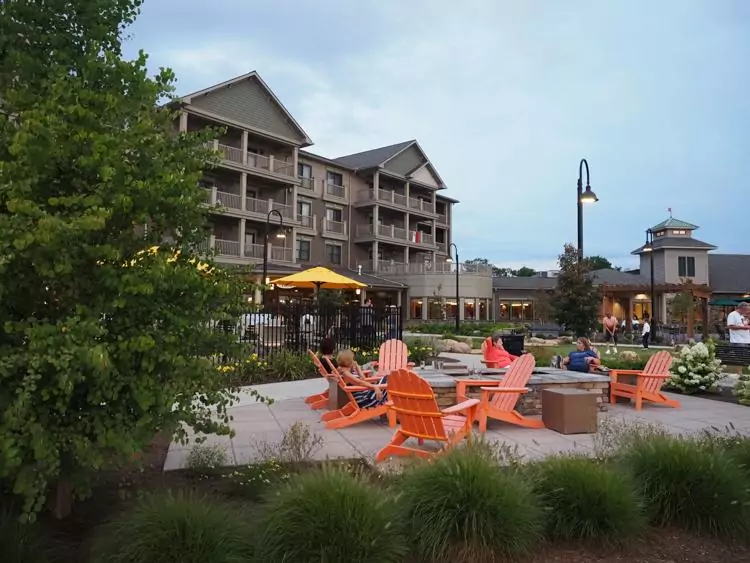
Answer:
[667,340,723,394]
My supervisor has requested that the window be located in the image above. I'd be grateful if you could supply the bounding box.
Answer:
[672,229,686,235]
[298,163,312,179]
[325,207,343,222]
[678,256,696,277]
[326,244,342,265]
[296,239,311,262]
[326,171,343,186]
[297,200,312,217]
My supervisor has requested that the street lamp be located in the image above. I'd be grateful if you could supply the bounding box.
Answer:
[643,229,656,327]
[577,158,598,262]
[261,209,286,306]
[446,243,460,333]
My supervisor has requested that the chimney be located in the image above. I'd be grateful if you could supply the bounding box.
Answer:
[357,264,363,275]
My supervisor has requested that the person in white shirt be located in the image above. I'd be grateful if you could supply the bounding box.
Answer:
[727,302,750,344]
[641,313,651,349]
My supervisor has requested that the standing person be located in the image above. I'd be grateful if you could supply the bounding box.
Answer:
[603,312,618,354]
[632,314,640,333]
[727,302,750,344]
[641,313,651,349]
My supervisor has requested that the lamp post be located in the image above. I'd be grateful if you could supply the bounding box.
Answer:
[261,209,285,306]
[643,228,656,326]
[576,158,598,262]
[447,243,460,333]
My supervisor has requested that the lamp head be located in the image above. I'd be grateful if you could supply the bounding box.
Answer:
[579,185,598,204]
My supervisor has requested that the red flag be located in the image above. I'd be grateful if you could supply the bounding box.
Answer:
[667,207,672,215]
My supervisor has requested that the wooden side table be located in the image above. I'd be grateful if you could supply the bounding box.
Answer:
[328,378,350,410]
[542,388,598,435]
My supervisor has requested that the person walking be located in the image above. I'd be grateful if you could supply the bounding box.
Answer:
[641,313,651,349]
[603,312,618,354]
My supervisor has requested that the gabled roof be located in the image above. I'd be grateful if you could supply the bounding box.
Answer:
[333,140,414,170]
[650,217,699,231]
[631,236,717,255]
[178,71,313,146]
[589,268,648,286]
[708,254,750,294]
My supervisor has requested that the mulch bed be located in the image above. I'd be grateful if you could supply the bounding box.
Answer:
[22,433,750,563]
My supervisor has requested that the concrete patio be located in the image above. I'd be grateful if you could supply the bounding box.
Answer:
[164,353,750,471]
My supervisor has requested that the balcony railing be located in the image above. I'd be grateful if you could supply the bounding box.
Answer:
[215,239,241,257]
[211,142,295,178]
[298,215,316,230]
[437,213,448,226]
[408,197,435,214]
[270,246,294,263]
[245,196,270,215]
[244,243,265,259]
[214,190,243,211]
[377,224,408,241]
[325,182,346,199]
[271,200,294,220]
[323,218,347,235]
[437,241,447,253]
[299,176,315,190]
[272,159,295,177]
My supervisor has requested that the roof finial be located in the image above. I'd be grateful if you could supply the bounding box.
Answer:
[667,207,672,217]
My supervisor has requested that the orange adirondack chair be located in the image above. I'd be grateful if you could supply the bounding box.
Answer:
[457,354,543,432]
[376,369,480,462]
[320,369,396,430]
[610,350,679,410]
[371,339,414,375]
[306,350,380,411]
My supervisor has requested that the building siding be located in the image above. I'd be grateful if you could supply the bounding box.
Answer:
[384,146,425,176]
[190,78,306,143]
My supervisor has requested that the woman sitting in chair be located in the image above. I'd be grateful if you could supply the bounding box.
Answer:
[337,349,388,409]
[562,337,601,373]
[483,333,519,368]
[319,337,338,371]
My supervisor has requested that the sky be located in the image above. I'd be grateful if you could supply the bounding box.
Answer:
[122,0,750,272]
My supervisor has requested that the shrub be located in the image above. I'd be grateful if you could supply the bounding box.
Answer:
[255,467,406,563]
[90,492,255,563]
[252,422,324,466]
[266,350,314,381]
[697,430,750,480]
[186,444,230,475]
[668,340,723,393]
[0,510,47,563]
[531,456,645,544]
[405,339,433,364]
[351,346,379,365]
[224,458,291,500]
[398,443,542,562]
[525,345,556,367]
[621,434,750,538]
[734,372,750,406]
[592,417,666,460]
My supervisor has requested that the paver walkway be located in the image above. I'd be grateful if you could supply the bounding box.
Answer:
[164,353,750,471]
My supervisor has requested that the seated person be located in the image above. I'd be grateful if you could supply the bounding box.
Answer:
[336,349,387,409]
[319,337,337,372]
[562,337,601,373]
[483,333,519,368]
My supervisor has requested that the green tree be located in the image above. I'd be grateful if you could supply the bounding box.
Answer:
[584,255,613,271]
[532,290,554,323]
[0,0,250,518]
[667,287,698,324]
[465,257,506,278]
[515,266,537,277]
[551,244,601,337]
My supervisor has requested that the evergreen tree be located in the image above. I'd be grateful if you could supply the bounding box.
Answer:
[551,244,601,337]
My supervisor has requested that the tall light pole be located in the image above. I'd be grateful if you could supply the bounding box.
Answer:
[577,158,598,263]
[261,209,285,307]
[447,243,460,333]
[643,229,656,327]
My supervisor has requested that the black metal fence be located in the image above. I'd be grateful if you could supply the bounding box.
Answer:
[214,303,403,357]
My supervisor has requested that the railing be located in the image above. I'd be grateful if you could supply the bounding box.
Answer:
[273,159,295,177]
[217,144,244,164]
[299,176,315,190]
[245,243,265,259]
[437,241,447,253]
[408,197,435,214]
[437,213,448,226]
[270,246,294,263]
[298,215,316,230]
[214,190,243,211]
[355,188,375,203]
[323,219,347,235]
[215,239,241,256]
[376,261,493,276]
[246,152,271,171]
[326,182,346,199]
[377,224,408,241]
[378,188,407,207]
[271,201,294,220]
[356,224,374,238]
[246,196,270,215]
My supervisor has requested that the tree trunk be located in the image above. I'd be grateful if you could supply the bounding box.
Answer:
[53,477,73,519]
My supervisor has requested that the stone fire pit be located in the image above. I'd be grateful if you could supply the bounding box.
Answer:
[417,368,611,416]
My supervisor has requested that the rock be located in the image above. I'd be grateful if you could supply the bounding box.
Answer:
[619,350,639,362]
[455,342,472,354]
[438,339,472,354]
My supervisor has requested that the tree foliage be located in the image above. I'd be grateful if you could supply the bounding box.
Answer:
[0,0,249,518]
[466,258,537,278]
[667,287,698,324]
[551,245,601,337]
[584,255,617,271]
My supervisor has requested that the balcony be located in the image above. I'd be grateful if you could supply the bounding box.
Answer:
[408,197,436,215]
[206,187,298,224]
[244,243,265,260]
[214,238,241,257]
[322,218,348,239]
[354,187,408,209]
[437,241,447,253]
[436,213,448,227]
[202,237,294,264]
[209,142,296,183]
[324,182,347,202]
[354,224,436,247]
[299,176,315,191]
[269,245,294,263]
[376,261,493,276]
[298,214,317,232]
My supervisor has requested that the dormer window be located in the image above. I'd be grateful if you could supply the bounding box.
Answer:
[655,230,666,237]
[671,229,687,235]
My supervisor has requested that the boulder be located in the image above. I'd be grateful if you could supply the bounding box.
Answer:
[618,350,639,362]
[438,339,472,354]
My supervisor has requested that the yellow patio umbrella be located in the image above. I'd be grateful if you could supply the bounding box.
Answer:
[271,266,367,290]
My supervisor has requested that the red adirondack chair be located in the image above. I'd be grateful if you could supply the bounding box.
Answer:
[457,354,543,432]
[610,350,679,411]
[376,369,479,462]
